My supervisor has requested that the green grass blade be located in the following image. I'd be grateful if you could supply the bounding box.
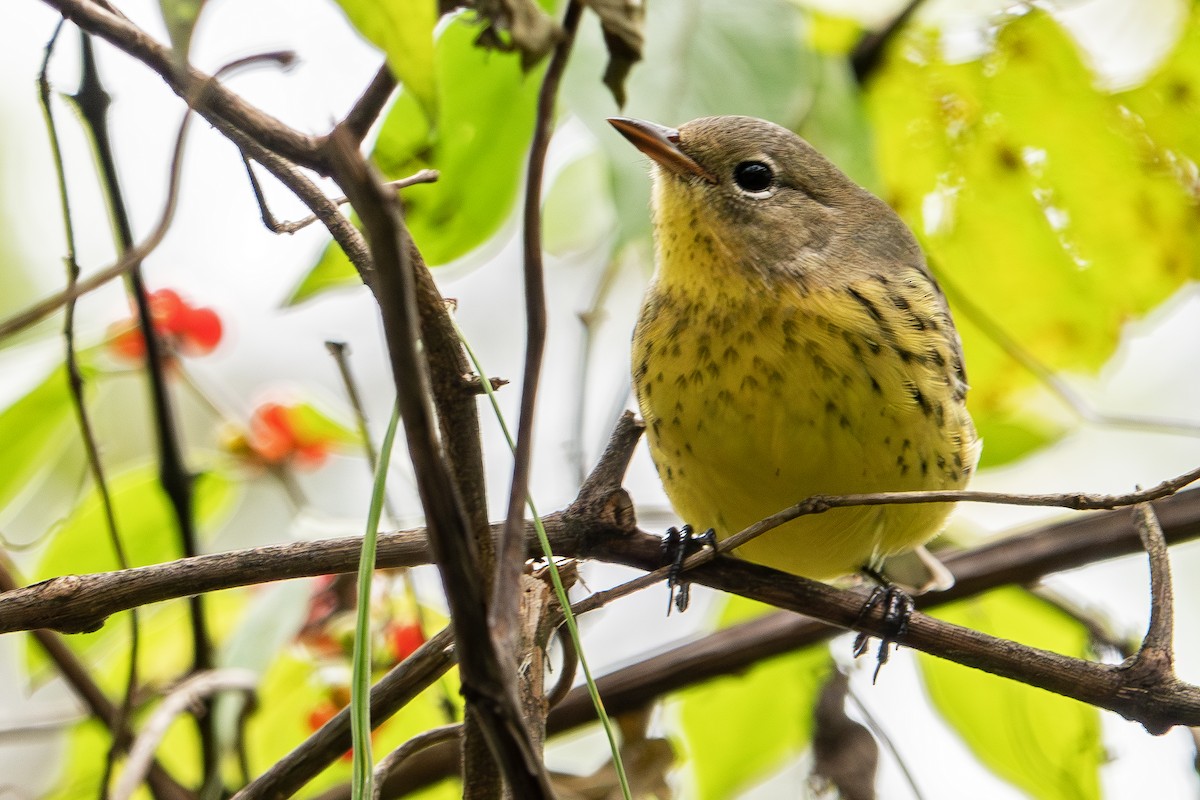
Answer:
[351,401,401,800]
[454,321,632,800]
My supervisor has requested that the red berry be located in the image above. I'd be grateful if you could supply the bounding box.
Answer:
[180,307,223,354]
[390,622,425,662]
[149,289,187,334]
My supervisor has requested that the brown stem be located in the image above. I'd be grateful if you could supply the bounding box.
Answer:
[231,628,455,800]
[335,63,397,144]
[494,0,584,658]
[323,127,553,796]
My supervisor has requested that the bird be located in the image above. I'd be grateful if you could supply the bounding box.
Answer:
[609,115,980,602]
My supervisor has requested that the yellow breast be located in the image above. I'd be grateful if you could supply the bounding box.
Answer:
[633,203,978,579]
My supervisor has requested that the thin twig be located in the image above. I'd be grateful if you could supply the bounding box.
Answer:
[851,0,927,82]
[112,670,257,800]
[244,164,438,235]
[71,29,227,789]
[1129,503,1175,671]
[545,625,580,708]
[334,62,397,145]
[494,0,585,683]
[231,627,455,800]
[845,686,927,800]
[38,20,140,800]
[371,725,461,800]
[0,47,298,344]
[7,441,1200,636]
[234,134,376,292]
[44,0,323,169]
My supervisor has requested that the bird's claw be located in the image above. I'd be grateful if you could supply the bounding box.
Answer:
[852,583,914,683]
[662,524,715,614]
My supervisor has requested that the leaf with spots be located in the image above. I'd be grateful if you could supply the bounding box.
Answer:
[867,11,1200,467]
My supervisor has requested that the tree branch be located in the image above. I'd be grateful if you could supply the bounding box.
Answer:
[323,127,554,797]
[43,0,324,171]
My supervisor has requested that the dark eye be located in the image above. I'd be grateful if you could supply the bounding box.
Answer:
[733,161,773,193]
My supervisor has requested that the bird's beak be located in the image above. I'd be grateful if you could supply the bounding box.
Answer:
[607,117,718,184]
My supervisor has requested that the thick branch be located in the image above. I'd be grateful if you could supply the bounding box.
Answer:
[5,480,1200,640]
[324,129,553,797]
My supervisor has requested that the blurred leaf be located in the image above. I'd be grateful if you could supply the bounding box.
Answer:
[288,13,544,304]
[27,467,238,683]
[43,719,111,800]
[335,0,438,114]
[213,580,311,746]
[806,11,863,56]
[867,12,1200,467]
[673,596,832,799]
[0,365,76,516]
[158,0,206,64]
[47,692,207,798]
[1118,3,1200,168]
[286,401,361,447]
[543,151,617,256]
[919,587,1103,800]
[35,466,235,577]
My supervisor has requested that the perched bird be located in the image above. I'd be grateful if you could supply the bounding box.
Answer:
[610,115,980,595]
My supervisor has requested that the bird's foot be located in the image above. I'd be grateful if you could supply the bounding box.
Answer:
[662,524,716,614]
[852,577,914,683]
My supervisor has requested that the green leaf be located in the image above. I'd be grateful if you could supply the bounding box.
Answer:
[334,0,438,115]
[0,365,78,516]
[673,596,833,800]
[288,13,544,304]
[43,719,111,800]
[919,587,1103,800]
[35,466,235,578]
[1118,3,1200,169]
[866,12,1200,466]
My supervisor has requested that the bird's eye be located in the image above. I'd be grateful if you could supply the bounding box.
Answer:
[733,161,774,193]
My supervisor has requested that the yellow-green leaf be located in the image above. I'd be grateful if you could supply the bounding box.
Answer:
[1118,3,1200,169]
[867,12,1200,467]
[919,587,1103,800]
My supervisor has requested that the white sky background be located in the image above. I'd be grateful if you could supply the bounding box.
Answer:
[1,0,1199,798]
